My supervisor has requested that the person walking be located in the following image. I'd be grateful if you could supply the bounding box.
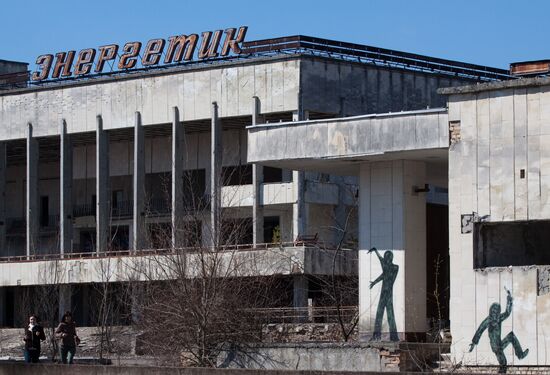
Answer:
[23,314,46,363]
[55,311,80,364]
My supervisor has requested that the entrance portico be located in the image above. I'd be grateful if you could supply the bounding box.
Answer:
[247,108,450,340]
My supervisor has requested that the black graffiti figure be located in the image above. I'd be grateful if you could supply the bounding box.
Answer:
[368,247,399,341]
[468,288,529,373]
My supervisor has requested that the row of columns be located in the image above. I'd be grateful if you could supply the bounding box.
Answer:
[16,98,307,255]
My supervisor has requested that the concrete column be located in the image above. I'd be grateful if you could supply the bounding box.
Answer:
[0,142,6,256]
[333,177,349,246]
[96,115,110,253]
[26,123,39,257]
[130,284,143,324]
[252,96,264,246]
[171,107,185,249]
[292,170,307,240]
[58,285,71,321]
[133,111,146,251]
[210,102,222,247]
[293,275,309,322]
[358,160,427,342]
[291,110,309,241]
[60,119,73,255]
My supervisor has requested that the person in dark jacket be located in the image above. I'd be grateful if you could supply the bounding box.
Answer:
[55,311,80,364]
[23,314,46,363]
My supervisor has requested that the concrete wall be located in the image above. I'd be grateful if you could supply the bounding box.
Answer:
[0,245,356,287]
[358,161,427,339]
[448,86,550,366]
[221,343,398,372]
[300,58,472,116]
[247,110,449,167]
[0,60,27,75]
[0,59,300,139]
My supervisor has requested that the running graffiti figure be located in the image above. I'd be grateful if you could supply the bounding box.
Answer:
[368,247,399,341]
[468,287,529,373]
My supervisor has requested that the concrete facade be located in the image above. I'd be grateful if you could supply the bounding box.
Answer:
[246,109,447,341]
[0,34,520,370]
[442,78,550,366]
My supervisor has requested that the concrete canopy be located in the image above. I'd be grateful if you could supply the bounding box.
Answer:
[247,108,449,175]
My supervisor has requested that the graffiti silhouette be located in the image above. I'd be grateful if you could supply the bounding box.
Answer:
[469,288,529,373]
[368,247,399,341]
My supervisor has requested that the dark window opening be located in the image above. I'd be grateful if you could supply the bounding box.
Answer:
[111,225,129,251]
[222,165,252,186]
[181,220,202,247]
[91,195,97,217]
[263,167,283,183]
[40,196,49,227]
[221,218,252,245]
[263,216,280,243]
[183,169,206,209]
[112,190,123,211]
[474,220,550,268]
[148,223,171,249]
[80,230,95,253]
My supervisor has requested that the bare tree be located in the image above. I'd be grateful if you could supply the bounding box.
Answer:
[35,258,66,361]
[124,165,286,367]
[90,252,132,363]
[308,182,359,342]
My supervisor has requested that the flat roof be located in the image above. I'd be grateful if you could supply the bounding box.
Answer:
[438,75,550,95]
[0,35,511,95]
[0,59,28,66]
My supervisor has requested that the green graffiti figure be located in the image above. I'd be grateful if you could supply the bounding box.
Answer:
[368,247,399,341]
[468,288,529,373]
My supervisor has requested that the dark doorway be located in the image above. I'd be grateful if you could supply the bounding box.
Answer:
[111,225,129,251]
[264,216,280,243]
[4,287,14,327]
[80,230,95,252]
[426,203,449,332]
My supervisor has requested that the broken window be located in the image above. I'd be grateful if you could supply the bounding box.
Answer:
[474,220,550,268]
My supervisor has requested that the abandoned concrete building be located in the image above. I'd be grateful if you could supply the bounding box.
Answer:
[1,31,548,368]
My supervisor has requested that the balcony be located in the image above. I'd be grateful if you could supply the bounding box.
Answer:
[0,243,357,286]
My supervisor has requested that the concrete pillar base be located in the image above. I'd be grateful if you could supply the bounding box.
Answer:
[293,275,309,322]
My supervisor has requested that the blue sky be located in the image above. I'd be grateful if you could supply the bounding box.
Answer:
[1,0,548,70]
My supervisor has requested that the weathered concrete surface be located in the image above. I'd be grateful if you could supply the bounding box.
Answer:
[446,82,550,366]
[221,343,398,372]
[0,58,300,140]
[301,57,472,116]
[0,246,357,287]
[247,109,448,174]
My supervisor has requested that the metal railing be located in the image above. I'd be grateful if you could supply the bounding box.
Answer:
[242,35,512,82]
[73,203,95,218]
[250,305,358,324]
[0,35,512,91]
